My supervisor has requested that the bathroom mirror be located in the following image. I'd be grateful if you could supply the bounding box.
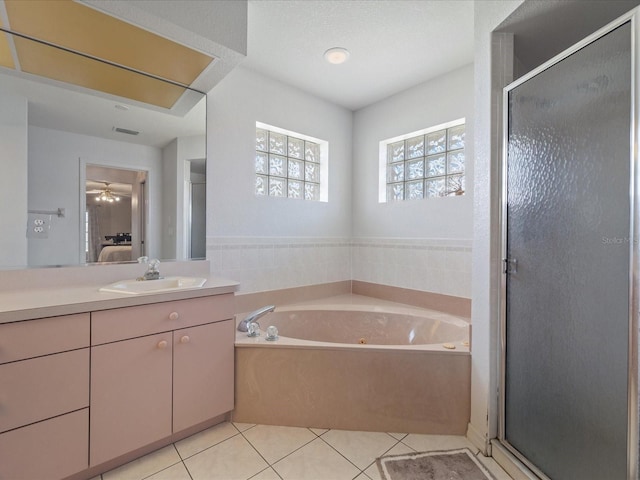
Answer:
[0,31,207,269]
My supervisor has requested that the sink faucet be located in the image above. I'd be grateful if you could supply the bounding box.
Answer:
[237,305,275,332]
[137,258,161,281]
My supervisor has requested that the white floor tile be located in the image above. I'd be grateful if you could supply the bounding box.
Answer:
[249,467,282,479]
[243,424,317,464]
[102,445,181,480]
[401,433,477,454]
[146,462,192,480]
[175,422,239,459]
[272,438,360,480]
[363,442,415,480]
[388,432,408,441]
[309,428,328,436]
[234,422,257,433]
[184,434,269,480]
[321,429,398,470]
[355,473,372,480]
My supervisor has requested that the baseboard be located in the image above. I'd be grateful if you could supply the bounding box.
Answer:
[466,422,490,455]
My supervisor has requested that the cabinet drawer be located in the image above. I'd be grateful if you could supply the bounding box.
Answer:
[0,348,89,433]
[0,408,88,480]
[91,294,234,345]
[0,313,89,364]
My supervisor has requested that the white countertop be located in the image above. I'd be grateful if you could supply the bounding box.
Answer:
[0,265,239,323]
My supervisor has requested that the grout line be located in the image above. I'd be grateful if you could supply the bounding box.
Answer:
[238,429,273,469]
[178,431,242,461]
[138,458,184,480]
[360,438,402,477]
[317,436,366,475]
[241,427,319,468]
[247,466,282,480]
[182,458,195,480]
[398,439,417,452]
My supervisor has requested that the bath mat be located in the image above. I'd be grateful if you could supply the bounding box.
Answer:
[376,448,496,480]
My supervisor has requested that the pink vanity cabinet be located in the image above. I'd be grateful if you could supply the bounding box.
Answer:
[90,294,235,467]
[0,313,90,480]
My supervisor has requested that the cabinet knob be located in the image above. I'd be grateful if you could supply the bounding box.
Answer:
[169,312,179,321]
[157,340,168,349]
[180,335,190,344]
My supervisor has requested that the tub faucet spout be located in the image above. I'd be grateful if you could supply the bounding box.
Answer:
[237,305,276,332]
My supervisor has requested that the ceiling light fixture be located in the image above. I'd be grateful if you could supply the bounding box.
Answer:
[96,184,120,203]
[324,47,350,65]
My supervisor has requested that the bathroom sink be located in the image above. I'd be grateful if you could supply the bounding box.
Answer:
[99,276,207,295]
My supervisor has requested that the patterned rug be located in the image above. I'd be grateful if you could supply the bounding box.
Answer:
[376,448,496,480]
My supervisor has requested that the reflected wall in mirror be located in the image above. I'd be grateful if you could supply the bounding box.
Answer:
[0,31,207,269]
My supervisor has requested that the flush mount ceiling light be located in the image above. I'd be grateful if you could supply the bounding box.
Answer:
[324,47,350,65]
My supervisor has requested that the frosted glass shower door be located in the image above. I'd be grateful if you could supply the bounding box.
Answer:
[503,22,631,479]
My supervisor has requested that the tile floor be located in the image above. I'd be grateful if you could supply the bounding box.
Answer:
[94,422,513,480]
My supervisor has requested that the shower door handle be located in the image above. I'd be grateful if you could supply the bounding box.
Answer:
[503,258,518,274]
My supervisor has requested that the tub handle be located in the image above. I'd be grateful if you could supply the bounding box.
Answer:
[237,305,276,332]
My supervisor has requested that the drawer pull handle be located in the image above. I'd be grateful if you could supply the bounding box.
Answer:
[157,340,168,349]
[180,335,191,344]
[169,312,179,321]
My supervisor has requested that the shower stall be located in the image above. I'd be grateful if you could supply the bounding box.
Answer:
[500,10,639,480]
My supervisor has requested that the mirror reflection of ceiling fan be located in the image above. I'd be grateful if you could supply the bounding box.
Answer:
[86,181,132,203]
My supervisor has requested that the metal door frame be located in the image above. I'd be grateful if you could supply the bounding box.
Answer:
[499,9,639,479]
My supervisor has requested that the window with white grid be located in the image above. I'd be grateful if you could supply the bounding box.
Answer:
[381,120,465,202]
[255,123,327,201]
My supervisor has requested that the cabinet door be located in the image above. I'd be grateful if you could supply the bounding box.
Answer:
[90,332,172,466]
[173,320,234,432]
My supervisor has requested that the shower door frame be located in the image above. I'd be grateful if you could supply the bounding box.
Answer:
[499,9,640,479]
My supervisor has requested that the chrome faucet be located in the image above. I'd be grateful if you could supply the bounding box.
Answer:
[237,305,276,332]
[137,258,161,281]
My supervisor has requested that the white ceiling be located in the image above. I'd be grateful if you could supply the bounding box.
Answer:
[242,0,475,111]
[1,0,474,147]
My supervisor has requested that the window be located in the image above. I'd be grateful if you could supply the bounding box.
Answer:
[255,123,328,201]
[380,119,465,202]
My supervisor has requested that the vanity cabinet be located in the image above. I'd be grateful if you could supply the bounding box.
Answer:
[173,321,234,432]
[0,313,90,480]
[90,294,235,467]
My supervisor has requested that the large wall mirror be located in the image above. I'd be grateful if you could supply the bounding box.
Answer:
[0,31,207,269]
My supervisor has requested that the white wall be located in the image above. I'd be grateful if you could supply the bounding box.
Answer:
[351,65,474,298]
[0,93,28,267]
[469,0,524,452]
[206,66,353,292]
[28,127,163,266]
[353,64,474,239]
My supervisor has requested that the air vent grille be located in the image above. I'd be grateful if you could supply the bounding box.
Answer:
[113,127,139,136]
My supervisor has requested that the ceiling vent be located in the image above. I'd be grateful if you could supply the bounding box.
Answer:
[113,127,139,136]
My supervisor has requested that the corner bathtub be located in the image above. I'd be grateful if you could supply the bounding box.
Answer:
[233,295,471,434]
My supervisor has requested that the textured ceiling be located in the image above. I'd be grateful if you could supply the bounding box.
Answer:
[242,0,475,111]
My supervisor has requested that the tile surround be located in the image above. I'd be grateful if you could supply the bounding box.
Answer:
[98,422,511,480]
[207,236,472,298]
